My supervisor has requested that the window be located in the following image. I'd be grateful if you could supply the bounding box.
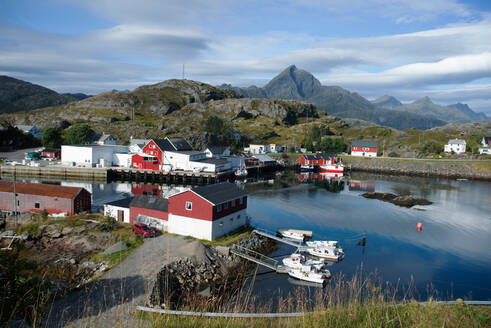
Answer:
[224,202,228,210]
[34,203,40,209]
[231,199,235,207]
[219,222,224,227]
[229,217,233,223]
[239,197,243,205]
[237,214,241,219]
[217,204,222,212]
[186,201,192,210]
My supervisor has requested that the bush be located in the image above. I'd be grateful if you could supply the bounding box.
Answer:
[42,127,63,148]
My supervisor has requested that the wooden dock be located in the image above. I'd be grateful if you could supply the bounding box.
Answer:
[230,245,288,273]
[253,229,308,249]
[108,168,233,184]
[0,165,108,181]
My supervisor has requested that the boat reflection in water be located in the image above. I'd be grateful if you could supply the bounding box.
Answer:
[297,172,345,193]
[348,180,375,192]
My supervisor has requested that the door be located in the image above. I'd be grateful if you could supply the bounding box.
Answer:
[117,210,124,222]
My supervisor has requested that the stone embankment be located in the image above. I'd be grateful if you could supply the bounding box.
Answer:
[342,156,491,180]
[150,232,274,309]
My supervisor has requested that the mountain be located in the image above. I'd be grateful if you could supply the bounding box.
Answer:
[219,66,447,130]
[0,76,78,114]
[371,95,403,109]
[391,96,488,123]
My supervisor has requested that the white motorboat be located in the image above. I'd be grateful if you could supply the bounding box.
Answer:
[282,253,326,271]
[307,247,344,261]
[305,240,344,253]
[287,267,330,285]
[277,229,312,242]
[235,166,248,178]
[300,164,314,172]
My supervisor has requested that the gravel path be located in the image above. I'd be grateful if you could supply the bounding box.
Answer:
[43,234,194,328]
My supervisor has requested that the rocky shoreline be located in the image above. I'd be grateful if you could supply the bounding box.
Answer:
[149,231,275,310]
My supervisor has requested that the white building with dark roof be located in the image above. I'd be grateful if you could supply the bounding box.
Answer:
[351,140,378,157]
[479,137,491,155]
[444,139,466,154]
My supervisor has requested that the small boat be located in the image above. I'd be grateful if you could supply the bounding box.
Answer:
[287,277,325,288]
[277,229,312,242]
[235,166,248,177]
[287,266,330,285]
[306,240,344,253]
[307,247,344,261]
[300,164,314,172]
[319,163,344,174]
[282,253,327,271]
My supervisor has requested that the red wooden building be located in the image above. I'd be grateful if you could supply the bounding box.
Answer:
[41,148,61,160]
[126,182,248,240]
[0,181,91,215]
[298,153,339,166]
[130,154,159,170]
[351,140,378,157]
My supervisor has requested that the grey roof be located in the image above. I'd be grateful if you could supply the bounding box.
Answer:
[98,134,114,141]
[130,195,168,212]
[206,146,228,155]
[253,154,276,162]
[196,158,229,165]
[153,137,193,151]
[42,148,60,153]
[191,182,247,205]
[448,139,466,145]
[167,150,204,155]
[130,139,150,146]
[351,140,378,148]
[105,197,134,208]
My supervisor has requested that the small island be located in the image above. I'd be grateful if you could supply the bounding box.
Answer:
[361,192,433,208]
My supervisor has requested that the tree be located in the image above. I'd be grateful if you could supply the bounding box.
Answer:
[63,124,94,145]
[42,127,63,148]
[204,116,225,135]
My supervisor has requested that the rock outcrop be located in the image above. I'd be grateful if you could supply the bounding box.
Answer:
[362,192,432,207]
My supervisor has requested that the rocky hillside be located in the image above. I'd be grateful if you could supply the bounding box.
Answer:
[219,65,448,130]
[0,76,78,114]
[372,95,488,123]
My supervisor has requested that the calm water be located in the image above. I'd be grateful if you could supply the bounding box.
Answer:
[4,171,491,301]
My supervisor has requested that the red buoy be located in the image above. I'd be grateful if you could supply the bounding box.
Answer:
[417,222,423,232]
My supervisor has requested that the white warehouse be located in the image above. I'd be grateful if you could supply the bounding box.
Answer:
[61,145,129,167]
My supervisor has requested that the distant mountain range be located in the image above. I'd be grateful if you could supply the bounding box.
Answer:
[220,65,488,130]
[0,76,90,114]
[371,95,488,123]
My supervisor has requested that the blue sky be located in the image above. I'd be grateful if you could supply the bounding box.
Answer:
[1,0,491,115]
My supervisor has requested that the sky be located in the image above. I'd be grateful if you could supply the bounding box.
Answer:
[1,0,491,115]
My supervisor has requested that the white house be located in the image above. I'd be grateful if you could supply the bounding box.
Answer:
[268,144,283,153]
[204,146,230,158]
[104,197,133,223]
[112,153,133,168]
[15,125,43,139]
[444,139,466,154]
[95,134,117,145]
[129,137,150,153]
[245,144,267,154]
[163,150,231,173]
[61,144,129,167]
[479,136,491,155]
[351,140,378,157]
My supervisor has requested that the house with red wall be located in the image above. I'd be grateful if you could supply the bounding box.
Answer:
[130,154,159,170]
[41,148,61,160]
[298,153,340,166]
[351,140,378,157]
[124,182,248,240]
[0,181,91,215]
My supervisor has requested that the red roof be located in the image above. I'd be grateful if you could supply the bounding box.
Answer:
[0,181,85,199]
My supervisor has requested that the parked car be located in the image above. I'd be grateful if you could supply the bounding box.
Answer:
[132,223,156,237]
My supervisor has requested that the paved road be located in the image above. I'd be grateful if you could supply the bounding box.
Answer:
[0,148,41,162]
[44,234,193,328]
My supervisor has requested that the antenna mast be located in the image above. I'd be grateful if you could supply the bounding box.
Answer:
[182,64,185,80]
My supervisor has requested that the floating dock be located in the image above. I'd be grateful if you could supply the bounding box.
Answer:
[0,165,108,181]
[252,229,311,251]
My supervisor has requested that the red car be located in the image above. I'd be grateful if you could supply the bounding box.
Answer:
[132,223,156,237]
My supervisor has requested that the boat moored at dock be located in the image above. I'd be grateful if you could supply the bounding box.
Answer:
[287,266,330,285]
[307,247,344,261]
[282,253,327,271]
[277,229,312,242]
[305,240,344,253]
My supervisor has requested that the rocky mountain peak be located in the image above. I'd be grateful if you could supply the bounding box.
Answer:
[263,65,322,100]
[371,95,403,109]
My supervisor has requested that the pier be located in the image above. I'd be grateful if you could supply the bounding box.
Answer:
[230,245,288,273]
[108,167,232,184]
[0,165,108,181]
[253,229,310,251]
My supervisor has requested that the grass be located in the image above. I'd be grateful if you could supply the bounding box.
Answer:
[183,225,254,247]
[139,304,491,328]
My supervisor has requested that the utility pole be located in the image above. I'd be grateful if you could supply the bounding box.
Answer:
[13,169,18,227]
[182,64,185,80]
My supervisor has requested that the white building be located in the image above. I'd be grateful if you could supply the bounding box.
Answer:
[15,125,43,139]
[268,144,283,153]
[112,153,133,168]
[95,134,117,145]
[61,144,129,167]
[204,146,230,158]
[479,136,490,155]
[104,197,133,223]
[129,137,150,153]
[444,139,466,154]
[163,150,231,173]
